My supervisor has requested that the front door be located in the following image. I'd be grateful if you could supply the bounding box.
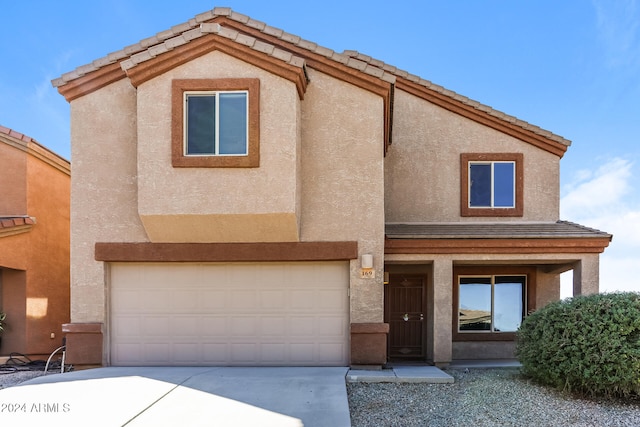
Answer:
[385,275,426,359]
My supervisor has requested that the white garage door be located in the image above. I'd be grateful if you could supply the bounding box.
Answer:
[110,262,349,366]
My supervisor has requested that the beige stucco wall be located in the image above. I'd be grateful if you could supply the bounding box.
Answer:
[385,89,560,223]
[70,60,386,326]
[300,68,386,323]
[70,78,148,323]
[137,51,301,243]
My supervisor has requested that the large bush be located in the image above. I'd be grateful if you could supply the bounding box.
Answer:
[516,292,640,398]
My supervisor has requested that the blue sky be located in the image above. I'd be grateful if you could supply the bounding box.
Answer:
[1,1,638,294]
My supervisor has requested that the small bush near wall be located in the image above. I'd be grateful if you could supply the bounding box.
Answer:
[516,292,640,399]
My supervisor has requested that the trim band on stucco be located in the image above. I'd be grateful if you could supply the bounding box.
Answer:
[350,323,390,366]
[62,323,103,365]
[95,241,358,262]
[385,238,611,254]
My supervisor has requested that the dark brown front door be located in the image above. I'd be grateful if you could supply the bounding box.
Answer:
[385,275,426,359]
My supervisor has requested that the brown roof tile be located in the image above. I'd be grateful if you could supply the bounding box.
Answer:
[385,221,612,240]
[52,8,569,147]
[0,216,36,230]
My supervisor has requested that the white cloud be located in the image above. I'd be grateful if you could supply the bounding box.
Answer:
[592,0,640,70]
[560,157,640,294]
[561,158,632,219]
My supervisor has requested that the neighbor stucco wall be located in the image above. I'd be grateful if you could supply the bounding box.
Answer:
[385,89,560,222]
[70,78,148,324]
[137,51,301,243]
[0,142,27,216]
[0,137,70,356]
[300,68,386,323]
[23,151,70,354]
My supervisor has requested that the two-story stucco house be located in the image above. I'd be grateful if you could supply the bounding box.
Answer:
[52,8,611,368]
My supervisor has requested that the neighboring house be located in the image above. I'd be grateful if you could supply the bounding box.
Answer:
[0,126,70,358]
[52,8,611,368]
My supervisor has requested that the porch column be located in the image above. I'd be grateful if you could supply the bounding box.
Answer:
[432,257,452,366]
[573,254,600,296]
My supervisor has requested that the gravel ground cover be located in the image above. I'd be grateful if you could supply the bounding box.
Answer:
[348,368,640,427]
[0,370,46,390]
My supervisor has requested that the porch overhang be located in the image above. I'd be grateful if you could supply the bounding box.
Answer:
[385,221,612,255]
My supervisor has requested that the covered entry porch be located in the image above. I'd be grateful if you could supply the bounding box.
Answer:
[383,221,612,366]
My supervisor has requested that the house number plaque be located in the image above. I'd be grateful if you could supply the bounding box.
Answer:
[360,269,375,279]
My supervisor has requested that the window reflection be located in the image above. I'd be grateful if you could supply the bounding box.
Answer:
[458,275,525,333]
[459,278,492,331]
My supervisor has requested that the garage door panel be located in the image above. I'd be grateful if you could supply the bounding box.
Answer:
[110,262,349,366]
[201,290,227,310]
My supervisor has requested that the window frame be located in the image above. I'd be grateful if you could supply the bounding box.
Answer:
[184,90,249,157]
[172,79,260,168]
[453,266,536,342]
[460,153,523,217]
[457,275,527,333]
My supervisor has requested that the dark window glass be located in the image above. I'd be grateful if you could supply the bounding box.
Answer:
[470,163,491,207]
[186,95,216,155]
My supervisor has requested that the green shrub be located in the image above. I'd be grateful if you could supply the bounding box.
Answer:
[516,292,640,399]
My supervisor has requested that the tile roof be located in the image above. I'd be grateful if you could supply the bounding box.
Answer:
[51,7,569,147]
[0,216,36,236]
[385,221,612,240]
[0,125,38,144]
[0,125,70,173]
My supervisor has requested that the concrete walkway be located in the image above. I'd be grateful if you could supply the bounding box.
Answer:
[347,366,454,383]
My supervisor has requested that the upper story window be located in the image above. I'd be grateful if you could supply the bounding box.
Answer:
[460,153,523,217]
[469,161,515,208]
[172,79,260,168]
[185,91,248,156]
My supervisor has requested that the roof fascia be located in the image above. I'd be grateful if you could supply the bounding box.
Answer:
[212,17,394,155]
[123,32,307,100]
[396,79,568,158]
[384,237,611,254]
[56,62,125,103]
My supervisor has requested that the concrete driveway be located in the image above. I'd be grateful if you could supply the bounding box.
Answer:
[0,367,351,426]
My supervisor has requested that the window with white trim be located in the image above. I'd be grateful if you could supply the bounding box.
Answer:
[184,91,248,156]
[469,161,515,208]
[458,275,526,333]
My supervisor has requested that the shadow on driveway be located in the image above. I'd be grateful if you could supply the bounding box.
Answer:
[0,366,351,426]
